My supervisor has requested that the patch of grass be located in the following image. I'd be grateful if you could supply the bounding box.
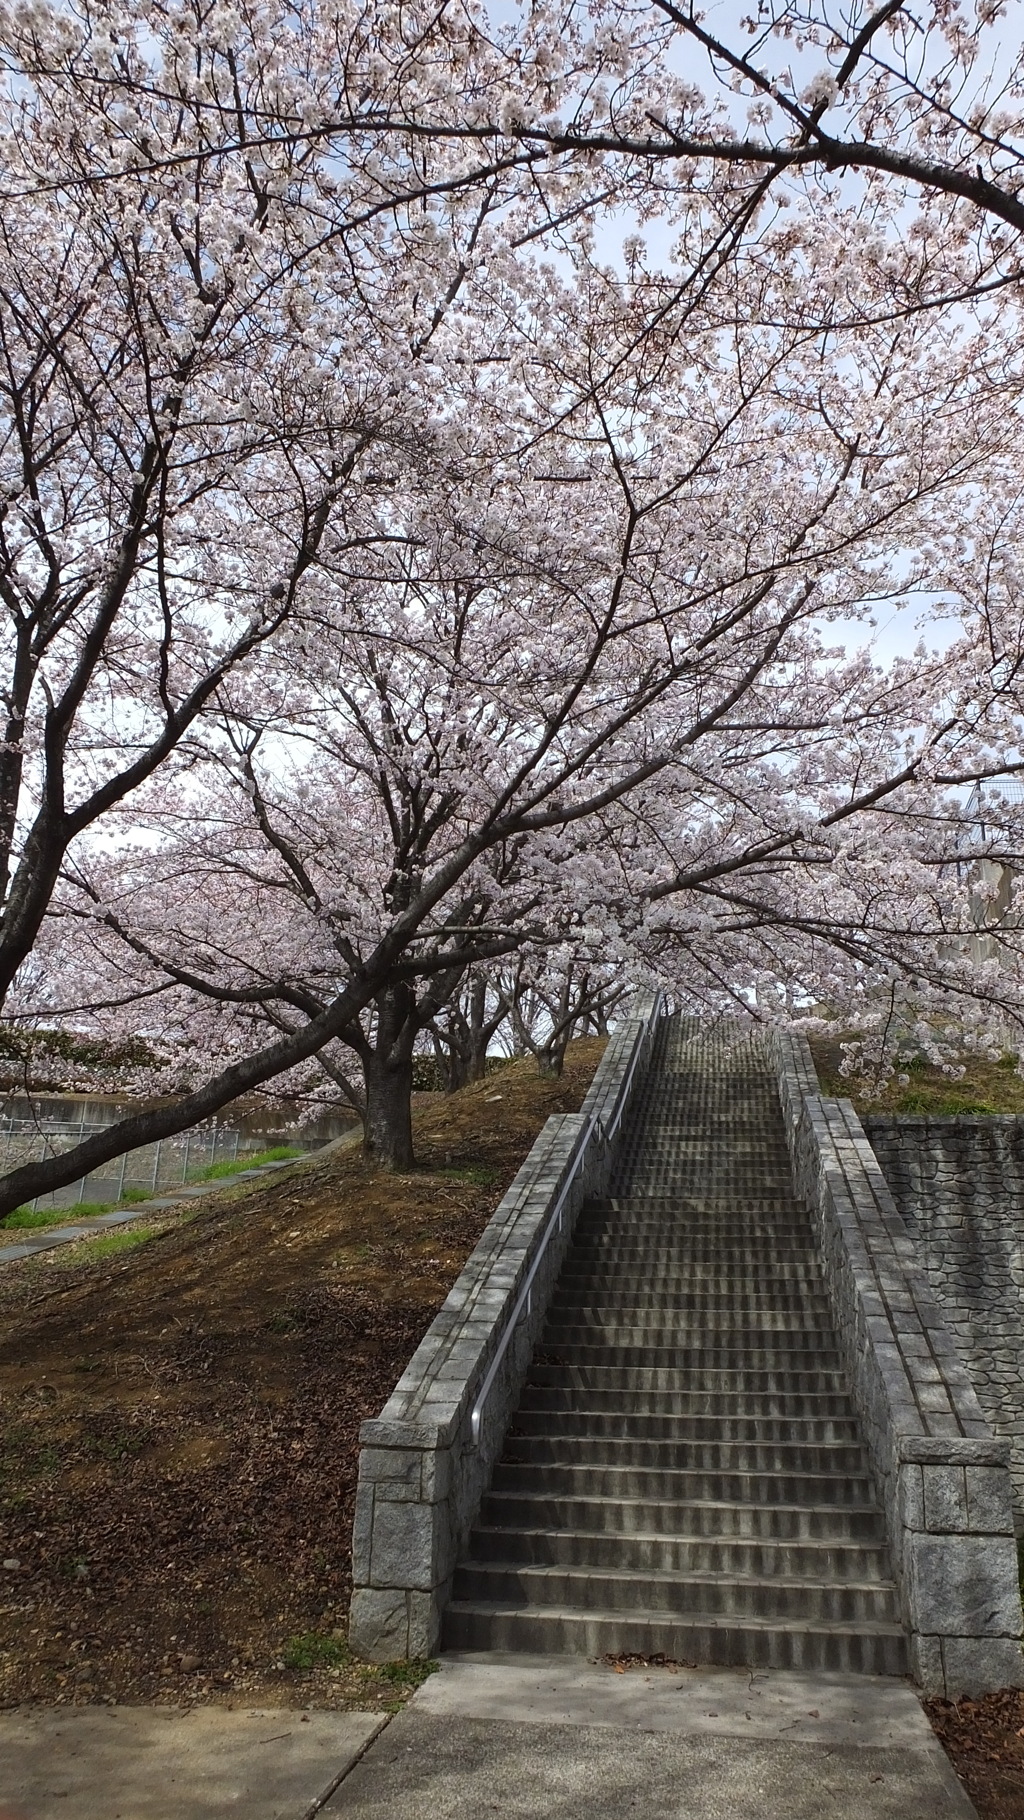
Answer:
[86,1428,146,1462]
[4,1199,121,1227]
[72,1227,155,1261]
[266,1311,299,1335]
[0,1425,62,1486]
[895,1089,1002,1115]
[282,1631,351,1671]
[3,1188,165,1229]
[808,1037,1024,1117]
[438,1164,498,1186]
[378,1657,438,1689]
[192,1144,303,1183]
[192,1158,247,1182]
[2,1207,69,1229]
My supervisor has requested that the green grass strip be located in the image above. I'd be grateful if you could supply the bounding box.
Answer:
[191,1143,303,1182]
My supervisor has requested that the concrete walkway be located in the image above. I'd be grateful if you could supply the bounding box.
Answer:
[327,1655,976,1820]
[0,1656,977,1819]
[0,1704,385,1820]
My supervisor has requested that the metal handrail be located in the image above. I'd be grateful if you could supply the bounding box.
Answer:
[468,995,662,1447]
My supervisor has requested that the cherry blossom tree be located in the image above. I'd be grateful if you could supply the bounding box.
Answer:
[500,952,624,1076]
[13,247,1024,1186]
[427,974,517,1092]
[0,0,559,1180]
[3,0,1024,1205]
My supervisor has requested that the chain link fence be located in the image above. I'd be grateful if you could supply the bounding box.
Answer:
[0,1099,334,1212]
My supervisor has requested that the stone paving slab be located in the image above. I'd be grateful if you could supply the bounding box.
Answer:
[323,1706,975,1820]
[0,1704,384,1820]
[0,1209,156,1263]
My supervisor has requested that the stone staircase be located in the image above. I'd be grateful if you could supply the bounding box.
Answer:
[444,1018,907,1673]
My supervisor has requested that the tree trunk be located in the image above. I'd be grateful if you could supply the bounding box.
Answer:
[464,977,491,1083]
[362,985,416,1170]
[430,978,493,1091]
[431,1030,464,1093]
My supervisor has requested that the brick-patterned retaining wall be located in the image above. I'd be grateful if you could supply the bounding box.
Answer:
[865,1116,1024,1524]
[769,1031,1024,1697]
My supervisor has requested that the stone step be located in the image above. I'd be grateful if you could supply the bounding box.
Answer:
[450,1016,903,1679]
[450,1561,901,1626]
[584,1195,801,1206]
[534,1342,843,1369]
[615,1136,789,1146]
[585,1193,800,1209]
[614,1215,804,1234]
[539,1331,840,1357]
[479,1491,890,1542]
[547,1268,821,1292]
[489,1461,878,1505]
[549,1290,832,1314]
[611,1176,799,1194]
[544,1307,835,1335]
[526,1363,849,1393]
[572,1217,809,1234]
[570,1230,811,1244]
[550,1305,834,1325]
[557,1263,824,1285]
[500,1435,872,1475]
[607,1179,800,1193]
[585,1193,800,1208]
[442,1603,908,1676]
[555,1269,825,1293]
[571,1231,815,1250]
[588,1195,801,1209]
[512,1402,862,1439]
[467,1525,894,1580]
[564,1245,817,1264]
[542,1326,838,1347]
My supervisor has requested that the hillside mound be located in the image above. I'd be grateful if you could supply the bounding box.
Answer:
[0,1041,604,1712]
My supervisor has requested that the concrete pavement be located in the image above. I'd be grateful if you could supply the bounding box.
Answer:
[326,1654,976,1820]
[0,1704,385,1820]
[0,1655,977,1820]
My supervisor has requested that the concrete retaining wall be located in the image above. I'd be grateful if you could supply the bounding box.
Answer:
[865,1115,1024,1523]
[769,1030,1024,1697]
[348,995,663,1662]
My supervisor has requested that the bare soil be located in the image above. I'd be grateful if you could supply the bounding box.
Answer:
[0,1042,603,1714]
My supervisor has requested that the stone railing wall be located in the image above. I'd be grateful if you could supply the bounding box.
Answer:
[348,994,663,1662]
[865,1115,1024,1522]
[768,1030,1024,1697]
